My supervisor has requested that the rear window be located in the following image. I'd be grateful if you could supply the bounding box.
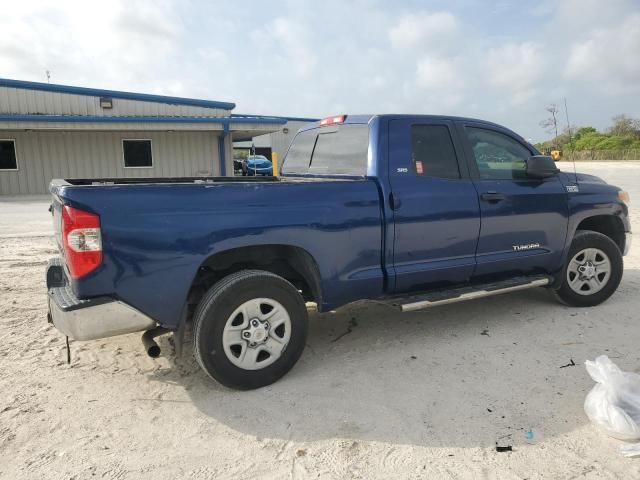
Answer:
[282,125,369,176]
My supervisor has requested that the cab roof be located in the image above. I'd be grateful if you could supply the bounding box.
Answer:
[299,114,525,141]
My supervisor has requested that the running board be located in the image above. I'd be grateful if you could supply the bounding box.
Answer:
[389,275,552,312]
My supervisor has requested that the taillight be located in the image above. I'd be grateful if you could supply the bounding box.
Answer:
[62,206,102,279]
[320,115,345,126]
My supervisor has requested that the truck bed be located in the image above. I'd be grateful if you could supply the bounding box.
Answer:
[49,174,385,327]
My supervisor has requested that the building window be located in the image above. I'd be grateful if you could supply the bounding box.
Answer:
[123,139,153,168]
[0,140,18,171]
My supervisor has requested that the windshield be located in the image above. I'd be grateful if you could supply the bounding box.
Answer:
[282,124,369,176]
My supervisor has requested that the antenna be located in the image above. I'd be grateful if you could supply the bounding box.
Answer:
[564,97,577,185]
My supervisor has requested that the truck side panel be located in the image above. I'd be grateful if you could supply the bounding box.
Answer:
[561,173,630,261]
[385,117,481,293]
[54,180,384,327]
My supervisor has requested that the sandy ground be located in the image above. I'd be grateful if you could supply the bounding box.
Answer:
[1,162,639,479]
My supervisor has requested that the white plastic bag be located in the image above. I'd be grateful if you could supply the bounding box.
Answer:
[621,443,640,457]
[584,355,640,441]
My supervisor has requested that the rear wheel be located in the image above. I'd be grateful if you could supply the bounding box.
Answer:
[553,230,623,307]
[193,270,308,389]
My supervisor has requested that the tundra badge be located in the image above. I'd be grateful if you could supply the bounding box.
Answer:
[513,243,541,251]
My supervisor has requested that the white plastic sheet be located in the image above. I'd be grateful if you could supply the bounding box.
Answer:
[584,355,640,441]
[621,443,640,457]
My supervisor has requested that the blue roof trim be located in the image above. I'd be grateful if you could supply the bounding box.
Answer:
[0,78,236,110]
[232,113,319,122]
[0,114,287,125]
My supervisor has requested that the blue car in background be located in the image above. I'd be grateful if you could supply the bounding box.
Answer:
[242,155,273,176]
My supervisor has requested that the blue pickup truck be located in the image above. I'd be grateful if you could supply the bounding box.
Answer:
[47,114,631,389]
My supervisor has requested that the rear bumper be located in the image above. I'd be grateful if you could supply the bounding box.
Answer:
[47,258,156,340]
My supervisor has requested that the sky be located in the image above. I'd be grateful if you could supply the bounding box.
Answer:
[0,0,639,142]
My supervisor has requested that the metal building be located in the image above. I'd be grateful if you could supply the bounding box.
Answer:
[0,78,310,195]
[232,117,317,162]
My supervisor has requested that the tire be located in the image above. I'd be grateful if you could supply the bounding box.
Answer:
[193,270,308,390]
[553,230,623,307]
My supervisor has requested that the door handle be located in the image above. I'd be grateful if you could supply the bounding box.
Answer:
[480,191,505,202]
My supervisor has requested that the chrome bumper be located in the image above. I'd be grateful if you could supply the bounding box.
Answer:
[48,296,157,341]
[47,258,156,341]
[625,232,632,256]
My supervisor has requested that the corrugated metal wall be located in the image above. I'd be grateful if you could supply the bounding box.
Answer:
[0,86,228,117]
[0,130,220,195]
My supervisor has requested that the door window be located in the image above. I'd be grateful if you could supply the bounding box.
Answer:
[411,125,460,179]
[466,127,531,180]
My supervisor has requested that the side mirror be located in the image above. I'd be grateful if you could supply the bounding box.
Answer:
[526,155,560,179]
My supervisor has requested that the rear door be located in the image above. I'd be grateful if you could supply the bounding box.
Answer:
[457,122,568,278]
[388,118,481,292]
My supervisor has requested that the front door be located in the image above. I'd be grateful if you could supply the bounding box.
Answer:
[458,123,569,278]
[388,118,481,293]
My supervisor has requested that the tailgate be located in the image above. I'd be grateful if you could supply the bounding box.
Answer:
[50,189,65,256]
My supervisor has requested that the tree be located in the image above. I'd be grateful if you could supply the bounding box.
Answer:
[573,126,597,141]
[609,114,640,138]
[538,115,640,154]
[540,104,560,141]
[574,131,608,150]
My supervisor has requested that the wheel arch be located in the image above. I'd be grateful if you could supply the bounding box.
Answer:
[574,214,626,253]
[553,213,626,289]
[186,244,323,321]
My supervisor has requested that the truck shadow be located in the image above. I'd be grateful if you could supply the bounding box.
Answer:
[148,269,640,448]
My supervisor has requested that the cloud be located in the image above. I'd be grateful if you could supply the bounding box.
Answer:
[0,0,639,141]
[388,12,457,49]
[0,0,181,91]
[555,0,632,30]
[387,11,466,111]
[486,42,543,105]
[565,14,640,94]
[416,57,462,90]
[247,17,318,80]
[271,17,318,78]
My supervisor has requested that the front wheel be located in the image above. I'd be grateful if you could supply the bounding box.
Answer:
[553,230,623,307]
[193,270,308,389]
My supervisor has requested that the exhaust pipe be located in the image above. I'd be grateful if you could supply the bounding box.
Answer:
[141,326,170,358]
